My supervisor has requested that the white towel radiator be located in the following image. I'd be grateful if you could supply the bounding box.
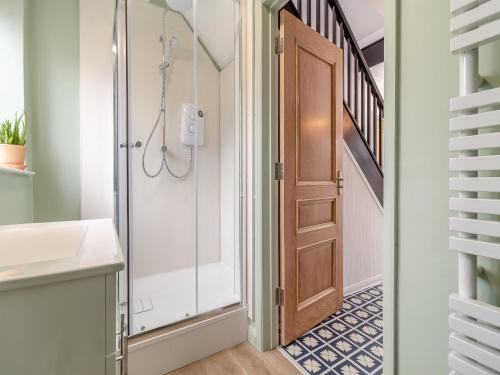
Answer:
[449,0,500,374]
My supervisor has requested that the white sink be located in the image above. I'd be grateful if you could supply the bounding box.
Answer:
[0,223,87,268]
[0,219,124,291]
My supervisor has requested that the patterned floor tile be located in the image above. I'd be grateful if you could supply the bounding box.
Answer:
[367,316,383,330]
[280,283,383,375]
[350,349,381,372]
[299,354,329,374]
[343,328,372,348]
[362,302,382,315]
[357,322,382,339]
[339,313,365,329]
[330,336,359,356]
[351,307,375,321]
[327,320,350,335]
[312,344,345,368]
[332,359,366,375]
[341,301,356,312]
[298,333,323,351]
[364,341,383,360]
[312,325,337,343]
[345,295,366,307]
[284,340,309,360]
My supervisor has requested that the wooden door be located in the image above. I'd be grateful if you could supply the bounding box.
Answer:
[279,10,344,345]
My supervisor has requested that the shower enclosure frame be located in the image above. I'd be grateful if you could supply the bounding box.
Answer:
[113,0,248,340]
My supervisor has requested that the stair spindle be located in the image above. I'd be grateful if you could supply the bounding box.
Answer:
[307,0,311,26]
[347,42,352,108]
[378,107,383,167]
[372,94,377,152]
[332,8,337,44]
[367,89,372,144]
[324,0,329,40]
[316,0,321,32]
[373,101,378,160]
[361,71,365,136]
[354,57,358,122]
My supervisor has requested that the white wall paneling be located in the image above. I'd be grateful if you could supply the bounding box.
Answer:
[343,143,384,292]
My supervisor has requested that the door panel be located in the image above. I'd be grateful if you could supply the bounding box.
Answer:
[297,48,333,183]
[279,10,343,345]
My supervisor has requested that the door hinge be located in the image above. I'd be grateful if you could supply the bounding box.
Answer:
[275,36,284,55]
[274,162,284,180]
[276,287,285,306]
[337,170,344,195]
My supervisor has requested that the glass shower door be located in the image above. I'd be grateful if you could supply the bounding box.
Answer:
[128,0,197,334]
[194,0,242,316]
[124,0,242,336]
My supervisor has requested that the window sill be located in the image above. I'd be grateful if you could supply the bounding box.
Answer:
[0,166,35,176]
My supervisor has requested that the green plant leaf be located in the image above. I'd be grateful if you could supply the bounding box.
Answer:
[0,113,28,145]
[19,113,27,146]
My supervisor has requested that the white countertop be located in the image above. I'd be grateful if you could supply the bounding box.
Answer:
[0,219,125,292]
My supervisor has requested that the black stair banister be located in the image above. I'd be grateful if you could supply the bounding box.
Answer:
[291,0,384,172]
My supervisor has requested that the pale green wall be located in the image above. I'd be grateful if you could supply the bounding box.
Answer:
[0,0,34,225]
[397,0,457,373]
[386,0,500,373]
[0,0,79,225]
[25,0,80,222]
[0,175,33,224]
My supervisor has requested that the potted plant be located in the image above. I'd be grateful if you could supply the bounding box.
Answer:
[0,112,28,170]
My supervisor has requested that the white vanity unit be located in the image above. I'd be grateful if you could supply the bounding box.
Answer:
[0,219,124,375]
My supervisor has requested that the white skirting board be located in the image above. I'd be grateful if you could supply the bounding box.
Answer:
[127,307,248,375]
[343,274,383,296]
[247,323,257,348]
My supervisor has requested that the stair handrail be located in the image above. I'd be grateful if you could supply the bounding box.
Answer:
[293,0,385,169]
[328,0,384,106]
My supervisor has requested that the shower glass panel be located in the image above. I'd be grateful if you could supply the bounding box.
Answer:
[127,0,242,335]
[194,0,242,316]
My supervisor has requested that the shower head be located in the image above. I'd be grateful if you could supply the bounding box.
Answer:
[160,36,179,72]
[166,36,178,61]
[164,0,192,12]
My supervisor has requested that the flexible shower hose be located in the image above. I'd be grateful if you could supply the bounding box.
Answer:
[141,33,193,180]
[141,107,193,179]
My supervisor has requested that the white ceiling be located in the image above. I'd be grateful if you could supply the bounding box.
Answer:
[338,0,383,48]
[150,0,383,69]
[149,0,237,70]
[183,0,236,70]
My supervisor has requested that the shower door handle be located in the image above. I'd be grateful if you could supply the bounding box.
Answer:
[116,313,128,375]
[119,141,142,149]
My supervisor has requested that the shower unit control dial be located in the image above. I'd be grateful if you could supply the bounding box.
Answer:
[181,103,205,146]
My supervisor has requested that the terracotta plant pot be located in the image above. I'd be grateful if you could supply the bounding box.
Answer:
[0,144,27,170]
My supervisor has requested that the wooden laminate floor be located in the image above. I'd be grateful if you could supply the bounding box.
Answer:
[167,343,301,375]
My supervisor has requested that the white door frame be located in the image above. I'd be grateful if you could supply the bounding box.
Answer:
[250,0,289,352]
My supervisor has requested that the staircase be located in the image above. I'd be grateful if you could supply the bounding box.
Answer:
[286,0,384,205]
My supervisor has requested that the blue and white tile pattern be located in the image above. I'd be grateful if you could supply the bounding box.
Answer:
[280,283,383,375]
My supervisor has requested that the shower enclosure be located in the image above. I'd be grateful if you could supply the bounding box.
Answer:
[114,0,244,337]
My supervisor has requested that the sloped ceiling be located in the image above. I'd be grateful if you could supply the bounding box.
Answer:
[338,0,383,47]
[150,0,236,70]
[183,0,236,70]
